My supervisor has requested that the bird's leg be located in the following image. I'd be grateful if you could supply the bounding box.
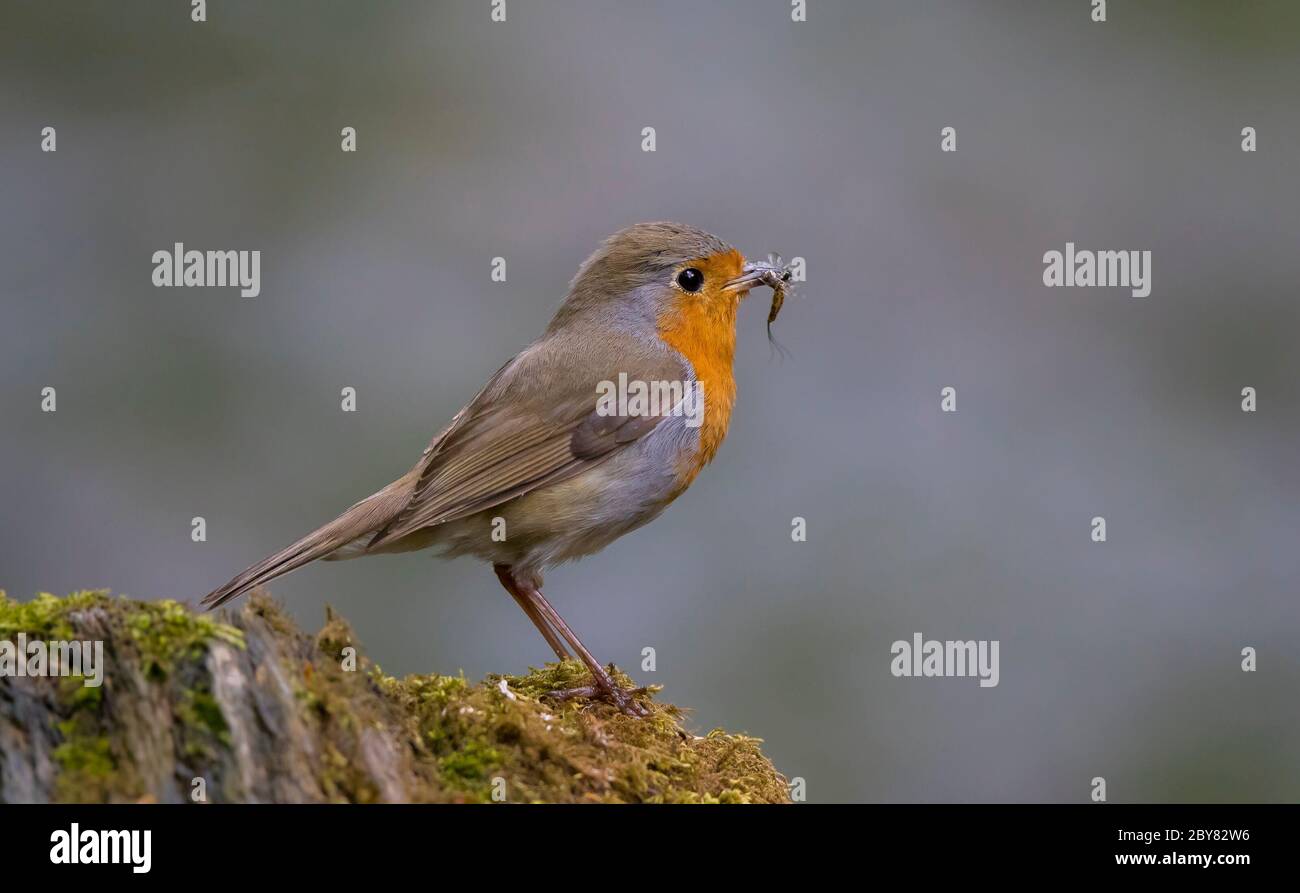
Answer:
[493,564,571,662]
[511,574,648,717]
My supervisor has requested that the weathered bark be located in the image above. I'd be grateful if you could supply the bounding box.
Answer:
[0,590,788,804]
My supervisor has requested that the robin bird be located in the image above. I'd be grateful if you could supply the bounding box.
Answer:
[202,222,787,715]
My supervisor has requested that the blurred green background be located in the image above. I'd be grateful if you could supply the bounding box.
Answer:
[3,0,1299,801]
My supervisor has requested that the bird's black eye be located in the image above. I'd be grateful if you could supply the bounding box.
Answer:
[676,268,704,293]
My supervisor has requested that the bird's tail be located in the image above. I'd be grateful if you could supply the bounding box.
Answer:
[199,471,417,611]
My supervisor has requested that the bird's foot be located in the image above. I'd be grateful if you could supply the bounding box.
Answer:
[546,678,650,717]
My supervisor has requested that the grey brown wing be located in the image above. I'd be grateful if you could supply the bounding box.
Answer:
[366,346,684,549]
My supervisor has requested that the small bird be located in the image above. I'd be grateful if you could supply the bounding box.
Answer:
[202,222,786,715]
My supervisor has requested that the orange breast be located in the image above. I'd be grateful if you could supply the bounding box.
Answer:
[656,249,744,489]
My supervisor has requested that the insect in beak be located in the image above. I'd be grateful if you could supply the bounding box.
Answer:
[722,264,773,295]
[725,254,790,289]
[722,255,794,358]
[724,255,793,331]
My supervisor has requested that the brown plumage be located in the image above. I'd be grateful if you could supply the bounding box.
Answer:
[201,222,785,714]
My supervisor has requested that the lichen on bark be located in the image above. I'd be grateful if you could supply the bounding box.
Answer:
[0,590,788,804]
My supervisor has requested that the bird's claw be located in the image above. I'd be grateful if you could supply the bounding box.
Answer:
[545,682,650,717]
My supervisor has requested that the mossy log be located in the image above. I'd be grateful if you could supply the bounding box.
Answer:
[0,590,788,804]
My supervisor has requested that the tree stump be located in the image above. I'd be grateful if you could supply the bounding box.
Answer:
[0,590,788,804]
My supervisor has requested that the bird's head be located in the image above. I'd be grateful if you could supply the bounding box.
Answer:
[550,222,778,336]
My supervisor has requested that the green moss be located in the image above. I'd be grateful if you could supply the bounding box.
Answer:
[125,599,244,680]
[0,590,244,683]
[379,660,789,803]
[52,726,114,778]
[60,674,103,711]
[0,590,108,640]
[4,591,788,804]
[0,592,119,801]
[497,658,601,698]
[0,590,249,802]
[51,680,118,803]
[439,740,503,785]
[249,598,788,803]
[290,605,402,803]
[176,687,231,760]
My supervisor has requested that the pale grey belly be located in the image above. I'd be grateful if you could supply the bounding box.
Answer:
[430,415,698,574]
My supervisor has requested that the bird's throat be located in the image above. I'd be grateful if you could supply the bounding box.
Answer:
[657,297,738,487]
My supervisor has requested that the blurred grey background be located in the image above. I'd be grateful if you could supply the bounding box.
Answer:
[3,0,1299,802]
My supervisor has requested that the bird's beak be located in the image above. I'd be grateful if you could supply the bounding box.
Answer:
[722,262,773,295]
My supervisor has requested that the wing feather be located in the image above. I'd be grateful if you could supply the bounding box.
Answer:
[366,337,688,550]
